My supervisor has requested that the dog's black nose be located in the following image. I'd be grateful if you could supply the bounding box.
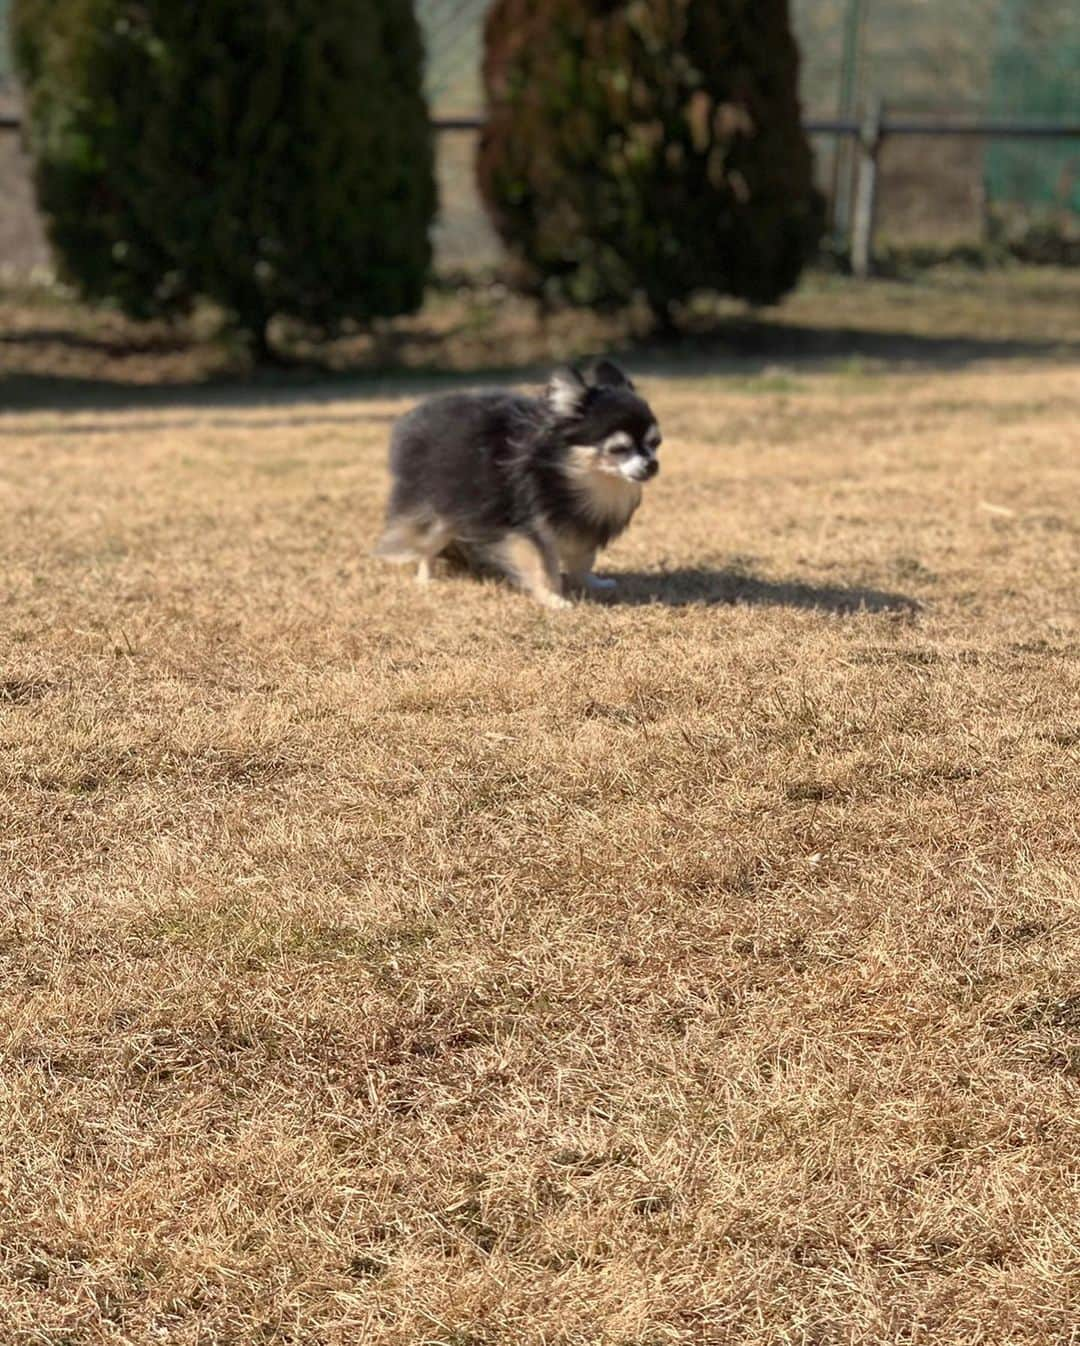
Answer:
[645,459,659,479]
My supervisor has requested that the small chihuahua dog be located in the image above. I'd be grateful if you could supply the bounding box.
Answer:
[375,360,661,608]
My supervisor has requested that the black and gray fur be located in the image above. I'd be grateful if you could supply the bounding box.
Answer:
[375,361,661,608]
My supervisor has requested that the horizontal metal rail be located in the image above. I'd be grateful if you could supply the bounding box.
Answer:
[431,115,485,132]
[3,109,1079,139]
[430,115,1080,139]
[807,117,1080,139]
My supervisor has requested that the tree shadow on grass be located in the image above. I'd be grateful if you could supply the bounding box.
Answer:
[0,326,194,358]
[609,566,921,615]
[0,402,400,438]
[648,317,1080,371]
[3,305,1080,415]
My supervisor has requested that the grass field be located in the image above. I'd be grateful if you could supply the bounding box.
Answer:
[2,271,1080,1344]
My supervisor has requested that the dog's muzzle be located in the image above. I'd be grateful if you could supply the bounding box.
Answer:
[619,453,660,483]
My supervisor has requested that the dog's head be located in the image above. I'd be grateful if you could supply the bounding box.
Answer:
[546,360,662,483]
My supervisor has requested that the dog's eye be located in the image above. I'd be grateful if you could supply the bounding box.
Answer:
[644,426,662,452]
[601,432,635,455]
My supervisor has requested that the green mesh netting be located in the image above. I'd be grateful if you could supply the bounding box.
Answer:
[986,0,1080,212]
[0,0,13,89]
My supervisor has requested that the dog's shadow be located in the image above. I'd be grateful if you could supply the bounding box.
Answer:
[607,566,921,615]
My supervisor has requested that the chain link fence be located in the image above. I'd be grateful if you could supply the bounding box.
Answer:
[2,1,1078,279]
[416,0,501,273]
[419,0,1080,270]
[0,0,52,280]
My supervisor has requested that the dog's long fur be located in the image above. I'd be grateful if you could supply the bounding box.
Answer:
[375,361,661,608]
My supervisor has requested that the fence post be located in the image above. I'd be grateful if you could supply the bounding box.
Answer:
[851,99,884,280]
[831,0,868,242]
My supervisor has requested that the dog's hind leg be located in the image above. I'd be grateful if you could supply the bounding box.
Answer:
[489,530,571,610]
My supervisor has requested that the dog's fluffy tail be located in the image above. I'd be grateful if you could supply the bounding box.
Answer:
[374,512,455,567]
[373,525,419,564]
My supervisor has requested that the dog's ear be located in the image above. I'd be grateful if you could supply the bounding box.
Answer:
[546,366,588,418]
[588,359,635,391]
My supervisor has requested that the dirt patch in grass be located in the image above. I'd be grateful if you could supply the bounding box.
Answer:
[1,282,1079,1342]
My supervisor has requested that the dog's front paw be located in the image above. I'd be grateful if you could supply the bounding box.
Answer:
[565,573,617,597]
[539,591,573,611]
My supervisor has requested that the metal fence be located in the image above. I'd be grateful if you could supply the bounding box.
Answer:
[793,0,1080,246]
[418,0,1080,270]
[2,1,1078,279]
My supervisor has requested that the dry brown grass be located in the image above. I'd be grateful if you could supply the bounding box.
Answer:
[2,285,1080,1343]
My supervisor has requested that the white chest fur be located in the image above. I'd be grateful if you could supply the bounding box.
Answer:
[562,445,642,531]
